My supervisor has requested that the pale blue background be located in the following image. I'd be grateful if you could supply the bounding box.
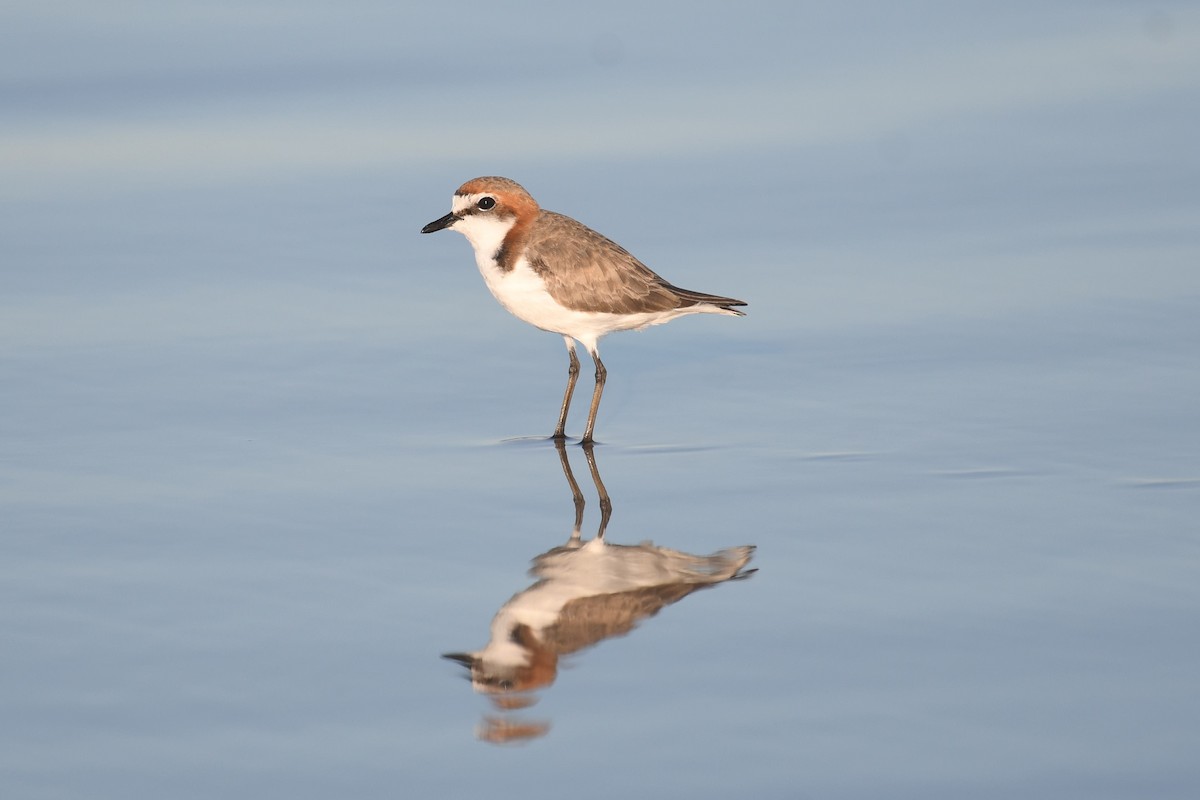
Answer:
[3,2,1199,798]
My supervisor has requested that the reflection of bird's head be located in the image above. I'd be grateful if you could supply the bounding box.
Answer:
[476,715,551,745]
[442,624,560,694]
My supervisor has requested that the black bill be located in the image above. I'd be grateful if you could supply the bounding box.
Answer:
[421,212,458,234]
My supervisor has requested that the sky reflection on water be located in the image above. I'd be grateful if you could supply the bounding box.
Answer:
[3,2,1199,798]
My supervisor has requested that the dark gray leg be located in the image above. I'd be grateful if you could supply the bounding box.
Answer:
[581,349,606,444]
[581,441,612,538]
[554,438,585,540]
[553,337,579,440]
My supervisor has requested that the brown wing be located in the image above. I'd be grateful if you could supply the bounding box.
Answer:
[538,583,702,655]
[525,211,745,315]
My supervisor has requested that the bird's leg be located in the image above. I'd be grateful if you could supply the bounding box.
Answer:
[581,441,612,539]
[581,349,606,445]
[553,337,579,440]
[554,438,585,540]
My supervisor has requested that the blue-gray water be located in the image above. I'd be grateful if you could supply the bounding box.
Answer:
[3,3,1199,798]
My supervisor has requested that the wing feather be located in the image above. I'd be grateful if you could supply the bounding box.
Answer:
[525,211,744,315]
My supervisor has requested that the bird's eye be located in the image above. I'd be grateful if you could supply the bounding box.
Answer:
[477,197,496,210]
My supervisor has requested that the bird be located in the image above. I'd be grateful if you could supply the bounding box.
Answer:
[443,438,755,701]
[420,176,746,443]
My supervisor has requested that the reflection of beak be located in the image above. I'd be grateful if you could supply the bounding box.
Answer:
[442,652,476,668]
[421,212,458,233]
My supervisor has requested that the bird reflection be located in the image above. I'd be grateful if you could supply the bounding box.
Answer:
[444,440,756,744]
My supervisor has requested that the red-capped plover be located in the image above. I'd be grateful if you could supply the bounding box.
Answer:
[421,176,746,442]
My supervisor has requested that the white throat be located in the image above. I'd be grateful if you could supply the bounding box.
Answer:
[449,194,515,264]
[452,213,513,263]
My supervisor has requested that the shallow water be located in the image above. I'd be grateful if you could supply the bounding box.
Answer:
[3,3,1200,798]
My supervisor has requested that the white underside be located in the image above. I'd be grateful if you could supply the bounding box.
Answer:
[450,206,732,353]
[473,538,753,671]
[480,254,724,353]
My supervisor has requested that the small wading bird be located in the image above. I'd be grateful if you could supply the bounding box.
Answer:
[443,440,756,743]
[421,176,746,443]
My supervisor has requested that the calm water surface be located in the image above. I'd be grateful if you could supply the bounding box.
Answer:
[3,3,1199,798]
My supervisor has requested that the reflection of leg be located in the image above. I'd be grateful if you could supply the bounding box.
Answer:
[581,349,606,444]
[553,337,580,440]
[555,438,585,540]
[581,441,612,539]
